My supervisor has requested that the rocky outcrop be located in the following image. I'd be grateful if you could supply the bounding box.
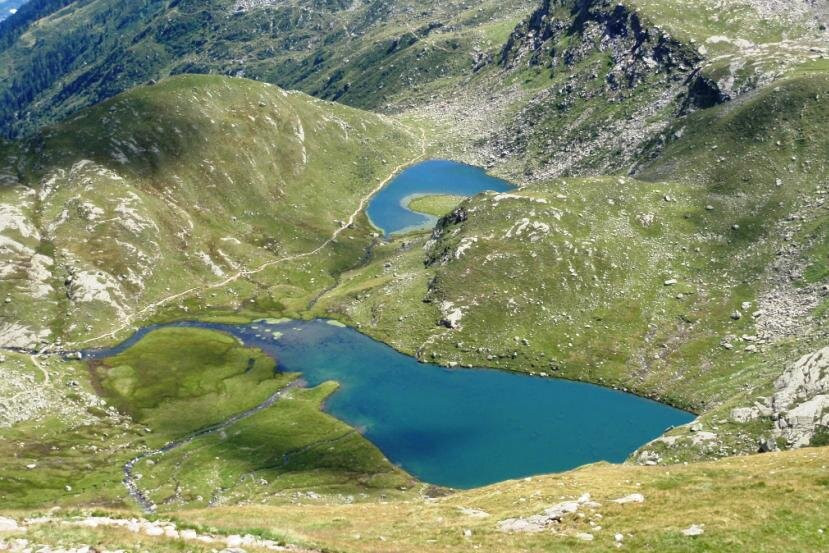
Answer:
[497,493,601,533]
[500,0,700,89]
[490,0,720,177]
[730,346,829,448]
[679,70,731,114]
[424,206,469,266]
[769,347,829,447]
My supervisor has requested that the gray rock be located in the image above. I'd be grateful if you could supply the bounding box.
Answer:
[730,407,759,423]
[612,493,645,504]
[770,346,829,447]
[0,516,20,532]
[497,496,589,533]
[682,524,704,537]
[731,347,829,449]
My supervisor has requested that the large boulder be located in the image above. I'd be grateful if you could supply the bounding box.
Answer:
[771,347,829,447]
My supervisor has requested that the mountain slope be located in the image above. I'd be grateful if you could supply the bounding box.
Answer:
[0,0,535,138]
[311,70,829,459]
[0,73,421,348]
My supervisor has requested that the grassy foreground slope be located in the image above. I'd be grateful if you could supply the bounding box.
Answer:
[2,446,826,552]
[183,446,829,553]
[0,73,421,349]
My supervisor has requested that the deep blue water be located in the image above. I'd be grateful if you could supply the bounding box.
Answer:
[366,159,514,235]
[87,319,693,489]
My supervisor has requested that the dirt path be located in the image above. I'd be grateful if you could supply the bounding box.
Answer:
[29,354,49,386]
[69,128,427,349]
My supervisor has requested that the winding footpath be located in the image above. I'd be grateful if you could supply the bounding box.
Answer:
[124,380,304,513]
[69,127,428,349]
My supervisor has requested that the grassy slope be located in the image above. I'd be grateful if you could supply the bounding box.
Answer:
[0,0,535,138]
[3,446,822,553]
[0,326,413,511]
[0,351,141,509]
[407,194,466,217]
[94,327,294,440]
[0,73,421,348]
[0,2,826,548]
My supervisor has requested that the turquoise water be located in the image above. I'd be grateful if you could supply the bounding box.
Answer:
[366,159,514,235]
[88,319,693,489]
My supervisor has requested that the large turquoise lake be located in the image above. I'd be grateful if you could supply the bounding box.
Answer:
[366,159,514,235]
[89,319,693,489]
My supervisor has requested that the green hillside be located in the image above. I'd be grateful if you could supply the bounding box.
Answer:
[0,1,828,552]
[311,71,829,458]
[0,0,535,138]
[0,74,421,348]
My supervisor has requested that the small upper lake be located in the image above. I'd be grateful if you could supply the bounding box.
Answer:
[88,319,693,489]
[366,159,514,235]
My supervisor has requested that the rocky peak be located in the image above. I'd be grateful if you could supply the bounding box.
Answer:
[500,0,700,90]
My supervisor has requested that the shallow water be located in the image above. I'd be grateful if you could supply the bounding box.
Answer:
[366,159,514,235]
[88,319,693,489]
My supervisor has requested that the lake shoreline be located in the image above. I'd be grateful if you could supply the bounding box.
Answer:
[85,318,695,489]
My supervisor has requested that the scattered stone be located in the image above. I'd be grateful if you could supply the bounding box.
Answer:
[497,494,595,533]
[612,493,644,504]
[682,524,704,537]
[636,449,661,465]
[439,301,464,329]
[730,407,759,423]
[0,517,20,532]
[731,310,742,320]
[458,507,490,519]
[576,532,594,541]
[758,437,777,453]
[664,279,678,286]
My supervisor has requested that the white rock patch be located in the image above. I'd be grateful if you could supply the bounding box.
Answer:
[455,236,478,259]
[197,251,226,277]
[505,218,550,241]
[0,323,51,349]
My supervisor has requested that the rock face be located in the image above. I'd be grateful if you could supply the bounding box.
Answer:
[489,0,716,177]
[730,346,829,448]
[770,347,829,447]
